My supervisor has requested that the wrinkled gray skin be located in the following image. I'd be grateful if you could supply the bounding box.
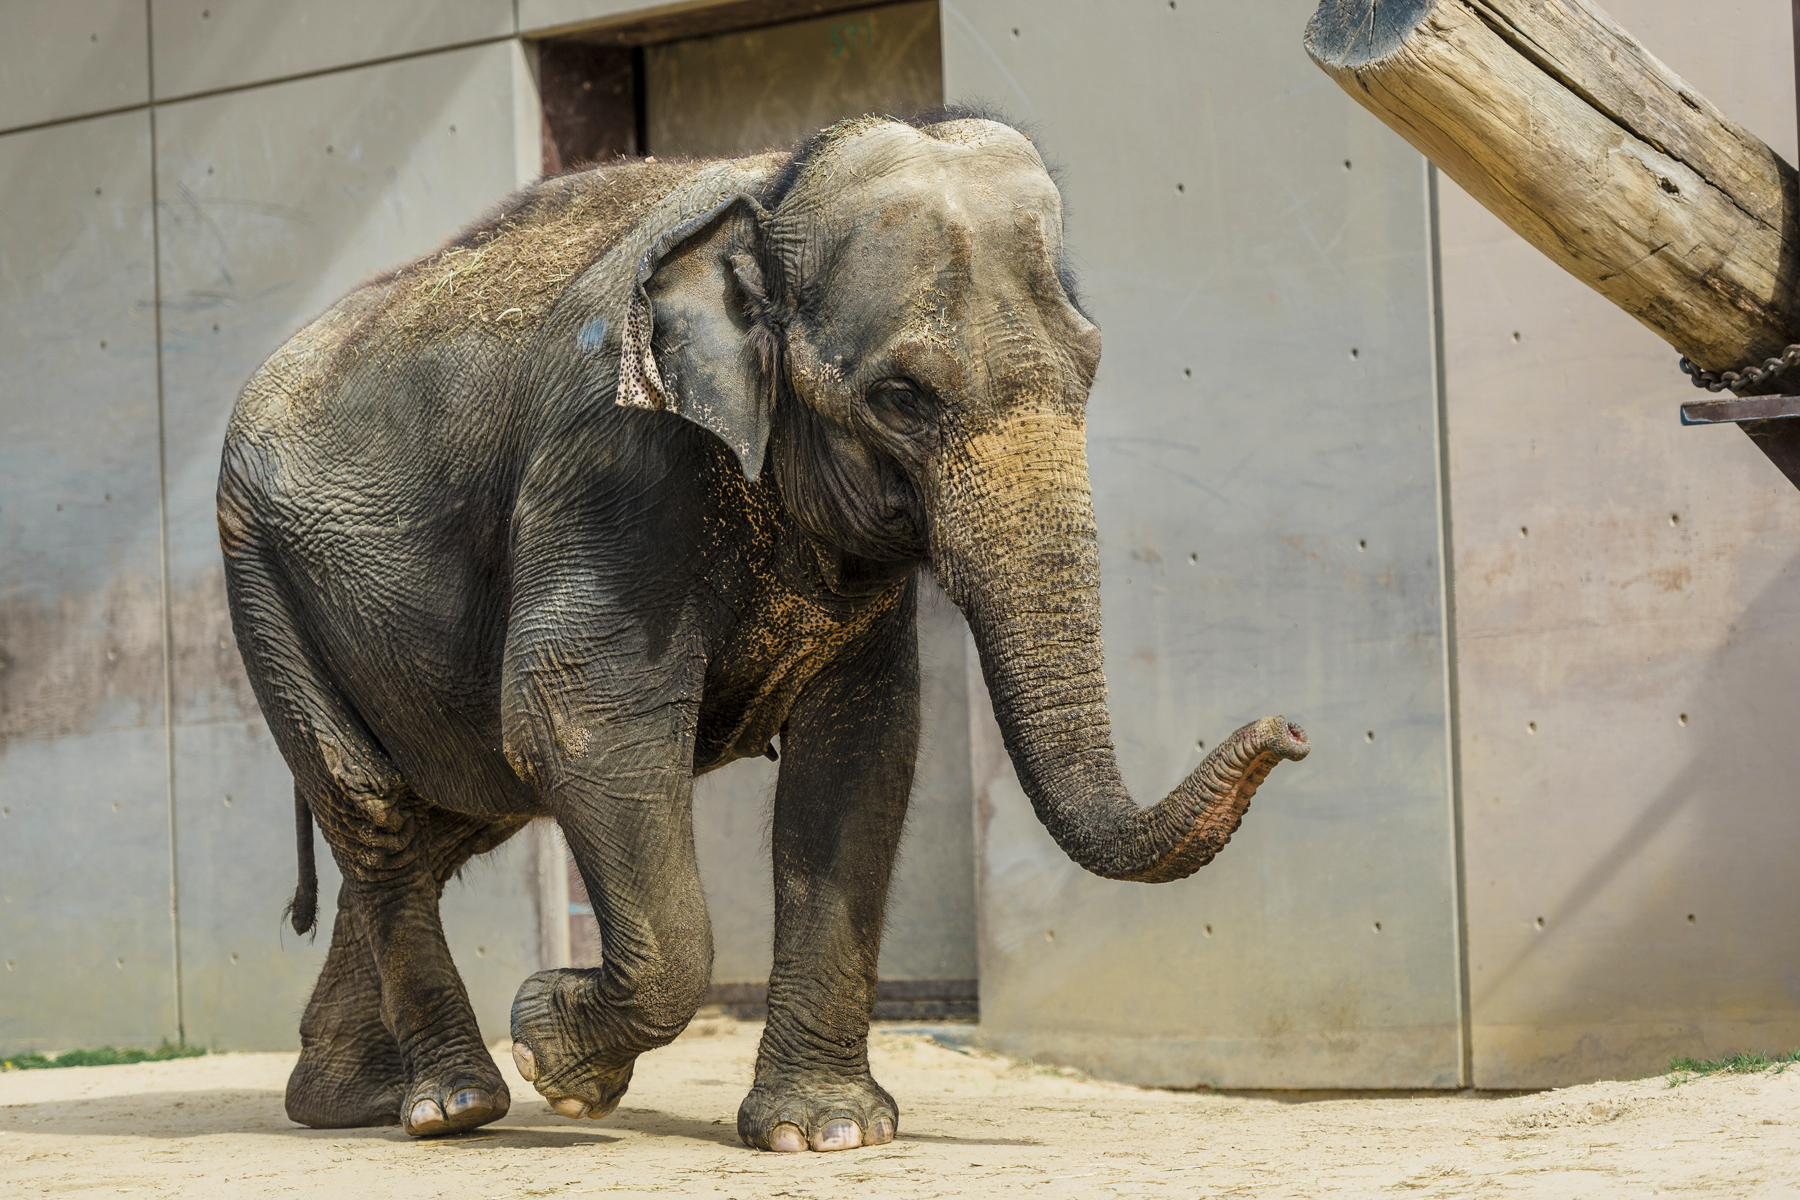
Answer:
[219,115,1308,1153]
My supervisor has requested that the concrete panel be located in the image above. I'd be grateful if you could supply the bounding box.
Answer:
[1443,0,1800,1089]
[152,44,541,1047]
[949,0,1459,1087]
[519,0,685,35]
[149,0,514,100]
[0,732,178,1052]
[0,0,149,133]
[0,111,173,1050]
[645,1,941,156]
[518,0,875,39]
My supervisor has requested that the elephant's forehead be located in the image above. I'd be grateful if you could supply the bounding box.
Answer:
[781,120,1064,254]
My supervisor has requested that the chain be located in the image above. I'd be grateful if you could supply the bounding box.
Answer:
[1680,343,1800,393]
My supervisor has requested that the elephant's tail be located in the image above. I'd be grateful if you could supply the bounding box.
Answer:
[285,789,319,938]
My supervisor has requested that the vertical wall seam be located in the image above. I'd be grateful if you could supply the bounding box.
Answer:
[1426,161,1472,1089]
[145,0,184,1047]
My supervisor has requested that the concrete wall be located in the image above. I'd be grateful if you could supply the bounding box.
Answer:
[947,0,1463,1089]
[1442,0,1800,1089]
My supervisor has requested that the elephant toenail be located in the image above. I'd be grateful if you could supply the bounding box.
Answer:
[552,1098,588,1119]
[769,1122,807,1153]
[511,1042,538,1081]
[409,1099,444,1130]
[867,1115,895,1145]
[813,1118,861,1151]
[588,1099,618,1120]
[446,1089,488,1117]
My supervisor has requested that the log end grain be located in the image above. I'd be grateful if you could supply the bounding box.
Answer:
[1304,0,1435,69]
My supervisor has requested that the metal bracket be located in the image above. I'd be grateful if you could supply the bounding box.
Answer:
[1680,395,1800,424]
[1680,395,1800,489]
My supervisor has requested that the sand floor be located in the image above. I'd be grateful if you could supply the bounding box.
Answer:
[2,1020,1796,1197]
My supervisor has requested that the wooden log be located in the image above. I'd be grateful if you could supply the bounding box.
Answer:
[1304,0,1800,373]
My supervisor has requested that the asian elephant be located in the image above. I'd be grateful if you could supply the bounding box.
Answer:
[218,111,1309,1153]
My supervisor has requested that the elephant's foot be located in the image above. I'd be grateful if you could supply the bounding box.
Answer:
[285,1039,404,1129]
[397,1053,511,1136]
[510,969,638,1121]
[737,1070,898,1153]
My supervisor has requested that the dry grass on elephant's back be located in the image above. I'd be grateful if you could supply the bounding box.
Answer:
[366,155,782,346]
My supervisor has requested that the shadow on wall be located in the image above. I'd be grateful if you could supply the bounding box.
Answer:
[1472,539,1800,1083]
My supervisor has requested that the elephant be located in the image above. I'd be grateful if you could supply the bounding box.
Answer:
[218,110,1310,1153]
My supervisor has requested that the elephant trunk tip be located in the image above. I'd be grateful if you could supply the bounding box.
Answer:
[1118,713,1309,885]
[1257,715,1310,762]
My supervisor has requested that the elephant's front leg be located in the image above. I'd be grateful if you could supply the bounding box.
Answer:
[739,617,919,1153]
[508,703,714,1121]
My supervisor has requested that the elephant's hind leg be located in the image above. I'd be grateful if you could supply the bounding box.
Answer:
[285,806,530,1130]
[227,534,516,1136]
[324,805,527,1136]
[286,868,405,1128]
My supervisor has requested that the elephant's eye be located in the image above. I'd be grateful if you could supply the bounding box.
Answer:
[866,379,933,436]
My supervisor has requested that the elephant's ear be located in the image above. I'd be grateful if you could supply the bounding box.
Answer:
[618,195,776,481]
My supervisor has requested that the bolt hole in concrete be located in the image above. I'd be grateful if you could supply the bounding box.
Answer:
[1512,330,1521,342]
[1188,551,1198,564]
[1365,730,1374,742]
[1195,738,1205,751]
[1528,721,1537,733]
[1203,924,1213,936]
[1350,347,1359,359]
[1373,922,1382,932]
[1679,713,1688,726]
[1176,182,1184,192]
[1358,538,1367,551]
[1670,512,1680,525]
[1689,914,1697,924]
[1520,525,1529,537]
[1183,366,1192,377]
[223,794,232,806]
[1535,917,1545,929]
[1344,159,1352,170]
[1011,27,1018,36]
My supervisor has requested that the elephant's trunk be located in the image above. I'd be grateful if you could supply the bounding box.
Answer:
[931,408,1309,883]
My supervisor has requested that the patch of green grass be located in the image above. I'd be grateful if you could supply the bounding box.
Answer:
[1,1041,205,1071]
[1665,1048,1800,1086]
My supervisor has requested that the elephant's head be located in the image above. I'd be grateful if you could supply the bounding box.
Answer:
[620,114,1309,882]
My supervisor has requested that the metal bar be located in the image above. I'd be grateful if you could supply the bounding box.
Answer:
[1681,395,1800,424]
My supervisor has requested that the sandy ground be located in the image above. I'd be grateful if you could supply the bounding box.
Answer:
[3,1021,1797,1198]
